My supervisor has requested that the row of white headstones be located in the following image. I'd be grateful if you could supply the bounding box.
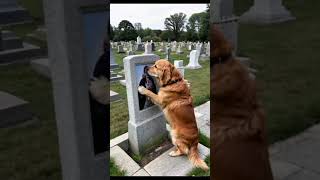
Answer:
[112,41,210,54]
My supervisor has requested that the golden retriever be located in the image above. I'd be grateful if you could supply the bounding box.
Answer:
[138,60,209,171]
[211,25,274,179]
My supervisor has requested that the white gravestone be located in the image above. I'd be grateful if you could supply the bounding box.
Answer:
[174,60,184,77]
[137,36,142,44]
[144,42,152,54]
[123,54,167,155]
[176,45,183,54]
[43,0,108,179]
[185,50,202,69]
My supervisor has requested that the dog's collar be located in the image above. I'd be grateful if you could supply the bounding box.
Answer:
[162,78,182,87]
[212,54,232,66]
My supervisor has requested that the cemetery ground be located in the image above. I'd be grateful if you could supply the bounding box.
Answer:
[1,0,320,178]
[110,47,211,176]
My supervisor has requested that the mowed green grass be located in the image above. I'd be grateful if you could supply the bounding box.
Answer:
[0,64,61,180]
[18,0,44,21]
[234,0,320,143]
[110,47,210,138]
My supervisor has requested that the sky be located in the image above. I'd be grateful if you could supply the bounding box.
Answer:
[110,4,208,30]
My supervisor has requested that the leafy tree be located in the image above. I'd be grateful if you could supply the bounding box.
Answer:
[117,20,137,41]
[160,30,174,42]
[164,13,187,41]
[110,25,114,41]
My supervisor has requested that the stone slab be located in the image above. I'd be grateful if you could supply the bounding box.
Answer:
[0,42,42,65]
[272,138,320,174]
[0,91,33,128]
[110,132,129,151]
[30,58,51,78]
[110,75,124,82]
[144,143,209,176]
[2,36,23,50]
[270,158,301,180]
[110,145,141,176]
[119,79,126,87]
[110,90,120,102]
[132,169,150,176]
[285,169,320,180]
[0,6,32,25]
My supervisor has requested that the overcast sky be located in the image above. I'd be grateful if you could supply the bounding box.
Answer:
[110,4,208,30]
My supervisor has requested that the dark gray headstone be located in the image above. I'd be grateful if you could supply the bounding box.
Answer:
[0,91,33,128]
[0,0,32,25]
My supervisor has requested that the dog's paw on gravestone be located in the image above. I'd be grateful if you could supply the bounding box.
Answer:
[138,86,147,95]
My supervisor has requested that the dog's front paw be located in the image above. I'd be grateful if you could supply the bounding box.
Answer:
[138,86,147,95]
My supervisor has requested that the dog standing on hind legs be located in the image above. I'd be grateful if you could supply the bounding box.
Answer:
[138,60,209,171]
[211,25,274,179]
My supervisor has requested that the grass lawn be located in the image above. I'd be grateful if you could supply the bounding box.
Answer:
[110,158,127,176]
[234,0,320,143]
[110,48,210,138]
[18,0,44,21]
[1,0,47,49]
[0,64,61,180]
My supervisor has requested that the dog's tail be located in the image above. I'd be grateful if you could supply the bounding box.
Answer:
[188,145,209,171]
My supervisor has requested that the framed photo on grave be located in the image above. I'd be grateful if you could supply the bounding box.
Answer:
[135,63,159,111]
[82,5,109,156]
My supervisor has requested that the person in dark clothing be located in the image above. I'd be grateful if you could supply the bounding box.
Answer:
[138,66,157,110]
[89,38,109,154]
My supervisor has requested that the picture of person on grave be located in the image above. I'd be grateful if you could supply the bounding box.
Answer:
[88,37,109,154]
[137,65,157,110]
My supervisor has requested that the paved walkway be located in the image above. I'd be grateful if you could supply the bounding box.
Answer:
[193,101,320,179]
[269,123,320,180]
[194,101,210,138]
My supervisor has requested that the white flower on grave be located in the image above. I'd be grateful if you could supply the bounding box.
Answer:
[89,76,109,105]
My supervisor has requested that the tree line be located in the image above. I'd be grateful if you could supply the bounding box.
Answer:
[110,4,210,42]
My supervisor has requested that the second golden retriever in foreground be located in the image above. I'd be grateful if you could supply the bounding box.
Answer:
[138,60,209,171]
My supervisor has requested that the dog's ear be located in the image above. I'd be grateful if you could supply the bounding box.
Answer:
[170,64,182,82]
[211,25,233,58]
[160,65,172,86]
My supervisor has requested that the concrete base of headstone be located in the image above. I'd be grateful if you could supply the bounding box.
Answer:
[176,51,183,54]
[119,79,126,87]
[185,65,202,70]
[0,42,41,65]
[128,113,167,155]
[30,58,51,79]
[110,90,121,102]
[0,91,33,128]
[240,2,295,24]
[110,127,210,176]
[0,7,32,25]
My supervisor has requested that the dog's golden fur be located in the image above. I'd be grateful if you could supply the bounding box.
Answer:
[138,60,209,171]
[211,25,274,179]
